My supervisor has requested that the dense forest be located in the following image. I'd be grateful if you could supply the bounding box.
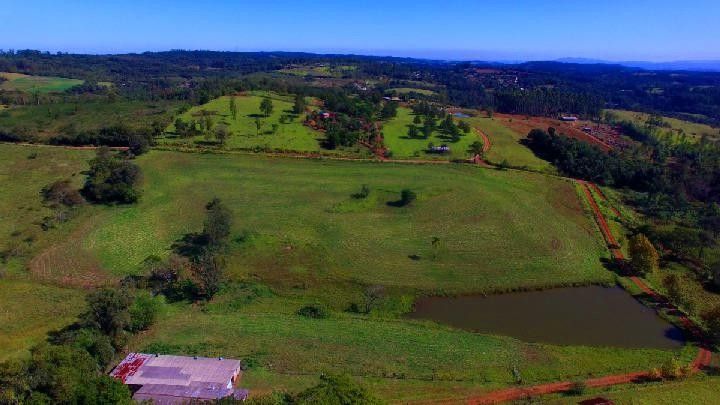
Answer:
[1,50,720,125]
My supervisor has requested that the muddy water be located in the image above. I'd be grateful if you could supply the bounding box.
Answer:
[408,286,684,349]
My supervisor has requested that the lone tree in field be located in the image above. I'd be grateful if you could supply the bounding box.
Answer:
[203,198,233,247]
[293,93,306,114]
[254,117,263,136]
[214,124,231,146]
[468,140,485,158]
[260,97,274,117]
[398,189,417,207]
[628,233,659,275]
[229,97,238,121]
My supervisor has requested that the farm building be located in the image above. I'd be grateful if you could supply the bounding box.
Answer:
[560,115,579,122]
[428,144,450,153]
[110,353,248,404]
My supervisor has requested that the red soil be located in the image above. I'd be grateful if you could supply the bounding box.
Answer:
[495,113,612,151]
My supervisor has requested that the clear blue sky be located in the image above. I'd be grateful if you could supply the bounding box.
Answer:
[2,0,719,61]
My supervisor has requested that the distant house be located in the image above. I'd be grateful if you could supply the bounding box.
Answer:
[561,116,579,122]
[428,144,450,153]
[110,353,248,404]
[582,126,593,133]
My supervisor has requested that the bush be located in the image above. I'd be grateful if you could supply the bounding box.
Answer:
[129,290,164,332]
[81,148,142,204]
[567,380,587,396]
[294,374,380,405]
[660,358,683,379]
[398,189,417,207]
[297,305,329,319]
[41,180,85,207]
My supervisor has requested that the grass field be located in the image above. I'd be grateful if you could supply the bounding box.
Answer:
[382,107,482,159]
[0,144,696,401]
[0,100,182,140]
[0,144,92,273]
[388,87,437,96]
[0,279,84,362]
[0,72,83,93]
[608,109,720,141]
[83,151,610,293]
[467,116,554,172]
[161,92,323,152]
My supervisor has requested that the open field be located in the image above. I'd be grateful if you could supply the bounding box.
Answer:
[388,87,437,96]
[0,72,83,93]
[84,150,611,293]
[0,144,92,273]
[0,145,695,401]
[465,116,554,172]
[382,107,481,159]
[495,113,612,151]
[161,92,324,152]
[0,100,182,140]
[278,65,356,78]
[0,279,84,362]
[607,109,720,141]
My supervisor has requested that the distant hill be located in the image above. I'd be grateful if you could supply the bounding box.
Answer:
[556,57,720,72]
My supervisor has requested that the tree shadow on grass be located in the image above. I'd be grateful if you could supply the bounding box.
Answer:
[171,232,210,259]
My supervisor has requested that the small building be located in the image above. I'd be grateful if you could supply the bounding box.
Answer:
[110,353,248,404]
[561,116,579,122]
[428,144,450,153]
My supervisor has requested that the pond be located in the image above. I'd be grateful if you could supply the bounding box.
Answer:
[407,286,685,349]
[453,112,471,118]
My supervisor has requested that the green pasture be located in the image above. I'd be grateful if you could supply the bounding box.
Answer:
[85,150,611,293]
[161,92,323,152]
[467,116,554,172]
[0,144,92,272]
[0,279,84,362]
[388,87,437,96]
[0,100,182,140]
[0,72,83,93]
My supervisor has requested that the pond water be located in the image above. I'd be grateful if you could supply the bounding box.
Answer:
[453,112,471,118]
[407,286,684,349]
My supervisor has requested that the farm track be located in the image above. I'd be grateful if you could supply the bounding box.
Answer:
[450,181,713,404]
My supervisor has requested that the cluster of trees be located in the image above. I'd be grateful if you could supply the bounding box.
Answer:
[406,102,470,142]
[81,148,142,204]
[48,123,159,154]
[0,286,163,403]
[146,198,233,301]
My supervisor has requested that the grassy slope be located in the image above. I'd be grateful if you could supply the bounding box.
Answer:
[468,116,554,172]
[161,92,323,152]
[0,100,182,140]
[388,87,437,96]
[86,151,610,293]
[382,107,480,159]
[0,72,83,93]
[608,109,720,141]
[0,279,84,362]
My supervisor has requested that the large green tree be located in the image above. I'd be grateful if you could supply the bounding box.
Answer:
[628,233,659,275]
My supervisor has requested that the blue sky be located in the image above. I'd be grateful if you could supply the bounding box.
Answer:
[2,0,719,61]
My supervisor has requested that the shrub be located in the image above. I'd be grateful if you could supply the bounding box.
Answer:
[628,233,659,275]
[294,374,380,405]
[660,358,683,379]
[297,305,329,319]
[398,189,417,207]
[129,290,164,332]
[81,148,142,204]
[41,180,85,207]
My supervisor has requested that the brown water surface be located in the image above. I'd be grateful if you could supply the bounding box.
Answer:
[408,286,684,349]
